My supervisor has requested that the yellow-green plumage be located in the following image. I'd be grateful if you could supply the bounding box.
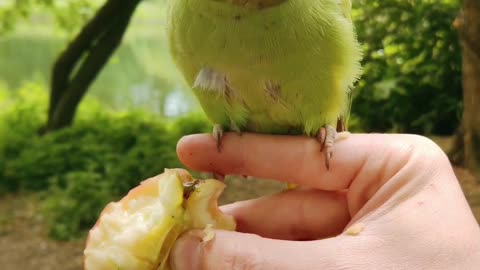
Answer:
[166,0,361,137]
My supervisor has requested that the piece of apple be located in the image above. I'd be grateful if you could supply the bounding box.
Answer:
[84,169,236,270]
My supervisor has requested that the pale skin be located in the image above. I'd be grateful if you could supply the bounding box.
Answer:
[170,133,480,269]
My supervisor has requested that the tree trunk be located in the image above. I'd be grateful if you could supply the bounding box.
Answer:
[44,0,141,132]
[450,1,480,180]
[449,120,465,166]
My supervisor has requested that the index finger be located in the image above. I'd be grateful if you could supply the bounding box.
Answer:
[177,133,442,191]
[176,132,375,190]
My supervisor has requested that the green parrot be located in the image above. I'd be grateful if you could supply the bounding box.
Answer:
[166,0,362,170]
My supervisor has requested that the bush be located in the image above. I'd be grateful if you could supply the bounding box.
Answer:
[352,0,462,134]
[0,83,46,192]
[6,114,176,192]
[41,170,115,240]
[0,84,211,239]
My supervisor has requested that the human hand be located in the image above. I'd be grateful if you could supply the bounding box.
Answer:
[171,133,480,269]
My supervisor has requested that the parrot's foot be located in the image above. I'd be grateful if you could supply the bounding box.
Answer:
[317,125,337,170]
[212,124,224,152]
[210,124,225,182]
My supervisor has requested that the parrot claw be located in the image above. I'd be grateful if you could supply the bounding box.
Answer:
[213,124,224,152]
[209,125,226,182]
[318,125,337,170]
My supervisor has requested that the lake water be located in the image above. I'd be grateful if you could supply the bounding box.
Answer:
[0,3,199,117]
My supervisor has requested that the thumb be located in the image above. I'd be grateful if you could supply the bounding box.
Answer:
[169,230,267,270]
[169,223,478,270]
[169,229,366,270]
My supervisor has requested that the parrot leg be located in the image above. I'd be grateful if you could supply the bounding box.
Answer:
[211,123,225,181]
[213,124,224,152]
[211,121,242,182]
[230,118,242,135]
[318,125,337,170]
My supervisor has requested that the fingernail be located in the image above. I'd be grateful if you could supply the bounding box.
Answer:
[170,232,202,270]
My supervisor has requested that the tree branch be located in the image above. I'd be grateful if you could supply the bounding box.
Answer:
[48,0,127,122]
[46,0,141,131]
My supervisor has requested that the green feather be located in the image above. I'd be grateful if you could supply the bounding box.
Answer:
[166,0,362,136]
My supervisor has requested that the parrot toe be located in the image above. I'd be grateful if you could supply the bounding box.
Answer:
[213,124,224,152]
[318,125,337,170]
[210,125,226,182]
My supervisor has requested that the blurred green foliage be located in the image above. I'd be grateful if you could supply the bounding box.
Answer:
[352,0,462,134]
[0,84,210,239]
[0,0,97,34]
[0,22,181,114]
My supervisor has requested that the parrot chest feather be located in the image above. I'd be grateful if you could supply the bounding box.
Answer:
[215,0,287,10]
[167,0,362,135]
[264,80,282,104]
[193,68,285,107]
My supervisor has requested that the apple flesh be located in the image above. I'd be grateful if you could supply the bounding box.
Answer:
[84,169,236,270]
